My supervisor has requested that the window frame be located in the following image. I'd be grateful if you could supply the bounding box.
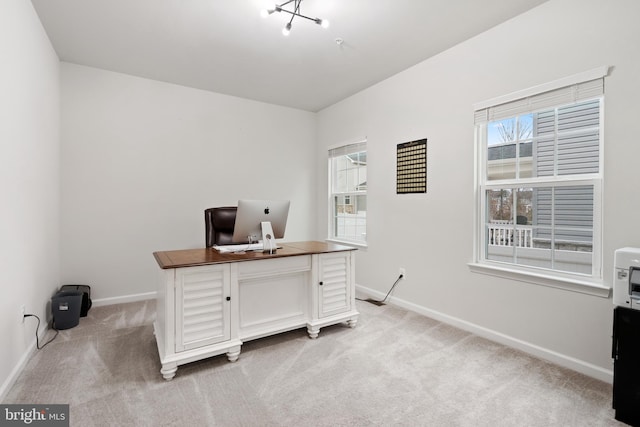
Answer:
[470,68,609,296]
[327,140,368,247]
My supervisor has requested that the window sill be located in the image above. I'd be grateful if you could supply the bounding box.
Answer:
[325,238,368,250]
[467,262,611,298]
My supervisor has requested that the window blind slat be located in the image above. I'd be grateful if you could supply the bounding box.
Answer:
[329,141,367,158]
[474,109,488,124]
[475,78,603,124]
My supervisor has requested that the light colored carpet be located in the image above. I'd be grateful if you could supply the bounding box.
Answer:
[5,299,622,426]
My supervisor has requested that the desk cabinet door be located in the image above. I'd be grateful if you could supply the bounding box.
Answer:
[318,252,352,318]
[175,264,231,352]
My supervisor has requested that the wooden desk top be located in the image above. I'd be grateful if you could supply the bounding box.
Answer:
[153,241,356,269]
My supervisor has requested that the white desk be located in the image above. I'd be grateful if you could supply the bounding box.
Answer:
[153,241,359,380]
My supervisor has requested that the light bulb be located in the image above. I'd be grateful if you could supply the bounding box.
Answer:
[320,19,330,29]
[282,23,291,36]
[260,3,276,17]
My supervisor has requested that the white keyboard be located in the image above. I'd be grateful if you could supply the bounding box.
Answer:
[213,243,281,253]
[214,243,263,253]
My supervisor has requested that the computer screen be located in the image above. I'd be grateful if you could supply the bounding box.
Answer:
[231,199,290,243]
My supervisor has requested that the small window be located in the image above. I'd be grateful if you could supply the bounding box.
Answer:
[328,141,367,245]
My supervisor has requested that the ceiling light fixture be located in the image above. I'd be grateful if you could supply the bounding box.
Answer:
[261,0,329,35]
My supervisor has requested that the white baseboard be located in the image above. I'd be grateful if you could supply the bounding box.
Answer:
[0,321,49,402]
[1,292,157,401]
[91,291,156,307]
[355,284,613,384]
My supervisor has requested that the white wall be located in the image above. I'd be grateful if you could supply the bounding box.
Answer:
[60,64,317,302]
[317,0,640,378]
[0,0,60,397]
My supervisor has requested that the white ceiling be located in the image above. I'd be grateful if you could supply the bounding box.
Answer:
[31,0,548,112]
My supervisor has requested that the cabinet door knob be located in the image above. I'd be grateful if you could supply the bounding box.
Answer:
[226,296,231,301]
[319,281,324,286]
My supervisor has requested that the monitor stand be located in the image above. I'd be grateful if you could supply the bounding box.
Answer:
[261,221,277,253]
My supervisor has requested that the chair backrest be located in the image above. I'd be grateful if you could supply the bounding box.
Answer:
[204,207,244,247]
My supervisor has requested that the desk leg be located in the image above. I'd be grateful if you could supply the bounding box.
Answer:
[227,345,241,362]
[347,317,358,328]
[307,325,320,339]
[161,362,178,381]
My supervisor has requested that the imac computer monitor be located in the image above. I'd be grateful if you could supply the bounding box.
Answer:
[231,199,290,244]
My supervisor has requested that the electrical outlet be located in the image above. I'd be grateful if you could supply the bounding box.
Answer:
[399,268,406,279]
[20,305,25,323]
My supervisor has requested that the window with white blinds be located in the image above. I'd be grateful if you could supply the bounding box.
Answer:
[474,69,605,280]
[328,141,367,245]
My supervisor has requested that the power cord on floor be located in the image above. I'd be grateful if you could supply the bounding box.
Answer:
[356,273,404,306]
[24,314,59,349]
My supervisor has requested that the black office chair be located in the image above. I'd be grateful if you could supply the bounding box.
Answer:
[204,207,245,247]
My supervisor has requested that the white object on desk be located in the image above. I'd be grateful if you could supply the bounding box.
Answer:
[213,243,265,253]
